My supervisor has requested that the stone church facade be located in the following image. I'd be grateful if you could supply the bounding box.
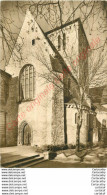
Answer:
[0,10,99,147]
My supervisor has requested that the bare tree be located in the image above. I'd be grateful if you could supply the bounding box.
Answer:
[0,1,107,152]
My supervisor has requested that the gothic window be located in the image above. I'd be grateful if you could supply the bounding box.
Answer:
[58,35,61,50]
[68,78,71,96]
[86,113,89,125]
[20,65,35,100]
[75,113,78,124]
[63,33,66,50]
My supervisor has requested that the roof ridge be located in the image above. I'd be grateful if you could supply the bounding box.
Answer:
[45,18,80,35]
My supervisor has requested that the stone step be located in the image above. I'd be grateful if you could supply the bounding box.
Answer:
[22,159,48,168]
[2,154,40,168]
[6,156,45,168]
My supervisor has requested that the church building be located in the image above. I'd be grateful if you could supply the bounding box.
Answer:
[0,10,98,147]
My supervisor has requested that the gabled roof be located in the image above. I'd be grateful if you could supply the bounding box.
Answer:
[93,103,107,112]
[5,10,87,90]
[45,18,80,35]
[0,69,11,78]
[89,85,107,104]
[67,99,89,107]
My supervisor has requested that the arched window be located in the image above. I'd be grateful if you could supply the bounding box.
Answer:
[58,35,61,51]
[75,113,78,124]
[19,64,35,100]
[86,113,89,126]
[68,78,71,96]
[63,33,66,50]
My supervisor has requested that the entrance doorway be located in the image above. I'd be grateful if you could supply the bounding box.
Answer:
[23,124,31,145]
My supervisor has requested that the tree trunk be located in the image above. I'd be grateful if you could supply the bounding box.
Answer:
[76,124,80,152]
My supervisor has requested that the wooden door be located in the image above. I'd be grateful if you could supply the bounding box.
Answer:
[23,124,31,145]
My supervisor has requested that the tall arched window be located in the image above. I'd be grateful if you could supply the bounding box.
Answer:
[63,33,66,50]
[58,35,61,51]
[19,64,35,100]
[68,78,71,96]
[75,113,78,124]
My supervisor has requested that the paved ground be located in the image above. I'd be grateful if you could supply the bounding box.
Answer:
[31,146,107,168]
[0,146,38,164]
[30,160,106,168]
[0,146,107,168]
[55,147,107,164]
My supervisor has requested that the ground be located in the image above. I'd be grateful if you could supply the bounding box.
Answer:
[31,146,107,168]
[0,146,107,168]
[30,160,106,168]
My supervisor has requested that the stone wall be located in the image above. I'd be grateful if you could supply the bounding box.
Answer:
[51,75,64,145]
[5,77,19,146]
[66,104,89,145]
[0,70,11,147]
[5,10,56,147]
[18,85,53,147]
[0,71,18,147]
[78,21,89,90]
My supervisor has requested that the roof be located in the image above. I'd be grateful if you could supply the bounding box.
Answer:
[89,85,107,112]
[68,98,89,107]
[0,69,11,78]
[89,85,107,105]
[45,18,80,35]
[93,103,107,112]
[65,95,90,108]
[50,55,63,73]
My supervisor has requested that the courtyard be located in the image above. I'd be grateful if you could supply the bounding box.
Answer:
[0,146,107,168]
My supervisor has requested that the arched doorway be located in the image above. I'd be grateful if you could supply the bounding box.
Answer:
[23,123,31,145]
